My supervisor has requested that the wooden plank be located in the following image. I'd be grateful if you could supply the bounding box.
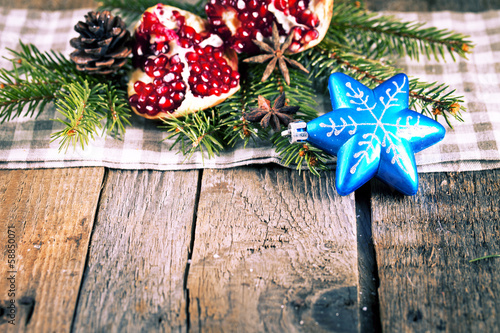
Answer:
[371,170,500,332]
[72,169,200,332]
[0,167,104,332]
[187,166,359,332]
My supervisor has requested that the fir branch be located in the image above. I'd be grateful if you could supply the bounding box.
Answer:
[98,0,207,26]
[329,3,473,61]
[297,45,465,124]
[51,81,104,152]
[97,83,132,139]
[273,135,332,177]
[160,108,225,160]
[0,42,90,122]
[0,70,59,122]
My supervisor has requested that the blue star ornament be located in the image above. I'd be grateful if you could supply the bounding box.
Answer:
[307,73,446,196]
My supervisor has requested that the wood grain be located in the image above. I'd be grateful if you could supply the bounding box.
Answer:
[0,168,104,332]
[371,171,500,332]
[72,169,200,332]
[187,166,359,333]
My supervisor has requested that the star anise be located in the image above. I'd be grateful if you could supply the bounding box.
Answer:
[243,23,309,85]
[244,93,300,132]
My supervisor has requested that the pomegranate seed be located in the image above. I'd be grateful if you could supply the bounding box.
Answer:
[186,52,198,62]
[213,50,224,58]
[296,0,306,11]
[292,27,303,40]
[164,72,176,83]
[237,0,246,10]
[179,38,192,48]
[240,28,251,38]
[238,12,250,21]
[129,94,139,107]
[200,71,210,82]
[303,29,319,43]
[158,96,174,109]
[145,104,156,115]
[211,80,221,89]
[170,54,181,64]
[222,65,232,75]
[222,75,230,84]
[308,14,320,28]
[230,71,240,80]
[144,83,154,95]
[201,63,211,72]
[193,33,203,44]
[209,88,221,96]
[191,63,202,74]
[153,68,166,77]
[144,64,155,77]
[171,63,184,73]
[211,69,222,77]
[275,0,287,11]
[195,46,204,56]
[183,26,196,39]
[195,83,209,95]
[173,92,184,102]
[136,103,145,113]
[288,41,301,52]
[248,0,259,10]
[188,76,197,85]
[221,86,230,93]
[211,18,224,26]
[154,55,168,66]
[204,45,214,54]
[134,81,146,94]
[259,5,267,17]
[246,21,256,29]
[173,81,186,91]
[148,94,157,104]
[156,85,169,95]
[138,94,148,105]
[230,79,238,88]
[217,58,228,66]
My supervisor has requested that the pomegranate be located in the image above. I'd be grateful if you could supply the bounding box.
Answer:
[128,4,240,119]
[205,0,334,54]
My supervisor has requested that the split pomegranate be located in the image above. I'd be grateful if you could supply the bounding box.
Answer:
[205,0,334,54]
[128,4,240,119]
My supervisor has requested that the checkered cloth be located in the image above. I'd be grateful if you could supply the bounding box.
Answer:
[1,8,499,172]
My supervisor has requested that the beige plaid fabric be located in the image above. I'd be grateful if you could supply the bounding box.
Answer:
[0,7,499,172]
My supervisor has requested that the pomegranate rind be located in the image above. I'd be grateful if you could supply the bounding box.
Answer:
[302,0,334,53]
[128,4,241,120]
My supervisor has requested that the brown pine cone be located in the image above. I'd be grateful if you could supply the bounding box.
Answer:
[70,11,132,75]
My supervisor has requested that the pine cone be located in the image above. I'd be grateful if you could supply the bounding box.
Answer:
[70,11,132,75]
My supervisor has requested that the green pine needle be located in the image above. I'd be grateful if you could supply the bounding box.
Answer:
[469,254,500,263]
[51,81,103,152]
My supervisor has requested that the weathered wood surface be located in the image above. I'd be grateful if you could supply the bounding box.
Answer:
[187,167,359,333]
[371,170,500,333]
[0,168,104,332]
[1,0,500,332]
[72,170,200,332]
